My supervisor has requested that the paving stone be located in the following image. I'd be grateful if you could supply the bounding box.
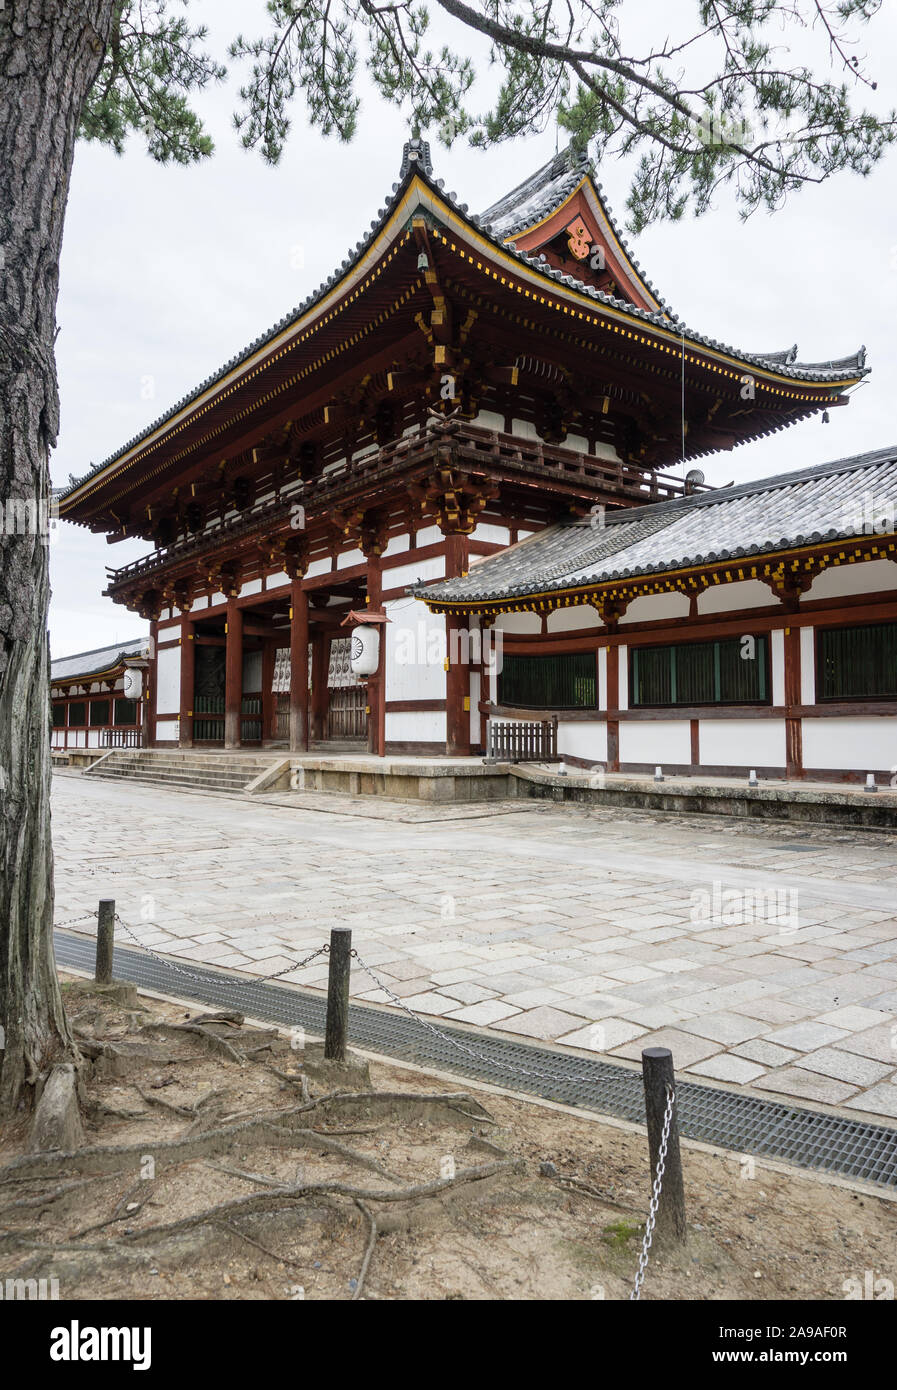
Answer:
[687,1054,767,1084]
[815,1005,895,1031]
[751,1068,858,1105]
[439,981,497,1005]
[764,1021,851,1050]
[445,1000,522,1026]
[556,1017,646,1052]
[732,1039,801,1067]
[398,991,463,1016]
[800,1047,894,1087]
[493,1005,591,1041]
[680,1012,767,1045]
[832,1023,897,1065]
[609,1028,722,1068]
[842,1083,897,1118]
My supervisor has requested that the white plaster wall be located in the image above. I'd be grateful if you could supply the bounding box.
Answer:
[266,571,289,589]
[802,718,897,771]
[471,523,510,545]
[211,591,226,605]
[598,647,608,709]
[807,559,897,600]
[547,606,603,632]
[240,578,262,597]
[382,532,409,557]
[155,719,180,741]
[594,440,622,463]
[771,628,786,707]
[620,593,690,624]
[565,433,589,452]
[385,709,446,744]
[698,580,778,614]
[305,557,332,579]
[699,719,786,768]
[87,731,100,748]
[385,599,446,702]
[337,547,364,571]
[558,720,608,764]
[511,418,543,442]
[473,410,503,431]
[156,645,181,715]
[388,556,444,592]
[415,525,442,547]
[192,595,208,611]
[618,645,629,710]
[494,611,541,634]
[619,719,690,765]
[800,627,816,705]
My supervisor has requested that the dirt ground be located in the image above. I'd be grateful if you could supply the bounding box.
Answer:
[0,975,893,1302]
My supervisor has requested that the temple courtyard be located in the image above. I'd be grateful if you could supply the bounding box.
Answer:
[52,771,897,1123]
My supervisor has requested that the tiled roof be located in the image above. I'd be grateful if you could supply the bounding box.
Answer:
[61,139,867,504]
[414,445,897,605]
[50,638,148,683]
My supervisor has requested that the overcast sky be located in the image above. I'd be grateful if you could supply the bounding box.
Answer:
[48,0,897,659]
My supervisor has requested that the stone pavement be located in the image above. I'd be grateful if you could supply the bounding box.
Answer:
[51,772,897,1122]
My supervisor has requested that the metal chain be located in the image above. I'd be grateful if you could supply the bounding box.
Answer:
[630,1082,675,1302]
[352,950,623,1092]
[55,909,329,990]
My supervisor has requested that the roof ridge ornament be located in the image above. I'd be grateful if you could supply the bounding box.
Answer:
[400,137,433,179]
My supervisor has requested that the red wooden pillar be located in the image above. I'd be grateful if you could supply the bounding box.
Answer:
[444,533,471,758]
[179,613,195,748]
[289,578,309,752]
[224,596,243,750]
[783,625,803,780]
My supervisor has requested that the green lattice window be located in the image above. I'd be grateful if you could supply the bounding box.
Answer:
[631,635,769,707]
[498,652,597,709]
[817,622,897,700]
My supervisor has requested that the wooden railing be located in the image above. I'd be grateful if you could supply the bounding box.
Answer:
[488,716,559,763]
[101,728,142,748]
[194,694,224,742]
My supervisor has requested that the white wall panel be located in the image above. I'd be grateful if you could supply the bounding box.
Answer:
[494,611,540,634]
[771,628,786,707]
[547,606,603,632]
[800,627,816,705]
[620,593,689,624]
[699,580,778,614]
[808,558,897,600]
[619,719,690,765]
[385,600,446,701]
[155,719,180,741]
[802,718,897,772]
[557,720,608,765]
[699,719,786,768]
[388,556,444,592]
[385,709,446,744]
[156,645,181,714]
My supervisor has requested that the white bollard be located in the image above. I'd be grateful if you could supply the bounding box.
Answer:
[654,765,664,783]
[748,769,759,787]
[864,773,878,794]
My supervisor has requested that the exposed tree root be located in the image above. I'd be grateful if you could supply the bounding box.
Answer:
[116,1158,522,1245]
[352,1199,377,1301]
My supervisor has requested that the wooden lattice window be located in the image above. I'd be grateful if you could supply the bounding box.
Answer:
[816,622,897,700]
[68,701,86,726]
[498,652,597,709]
[631,636,769,707]
[89,699,110,727]
[52,703,66,727]
[114,698,138,726]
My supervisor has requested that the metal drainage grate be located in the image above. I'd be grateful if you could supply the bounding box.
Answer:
[55,930,897,1189]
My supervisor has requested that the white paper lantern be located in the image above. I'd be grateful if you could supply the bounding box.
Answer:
[350,625,380,676]
[123,668,143,699]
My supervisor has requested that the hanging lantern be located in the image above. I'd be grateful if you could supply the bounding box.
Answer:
[350,625,380,676]
[123,668,143,699]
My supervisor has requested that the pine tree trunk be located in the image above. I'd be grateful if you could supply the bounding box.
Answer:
[0,1,116,1116]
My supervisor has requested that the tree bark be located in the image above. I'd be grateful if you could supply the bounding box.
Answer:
[0,1,116,1115]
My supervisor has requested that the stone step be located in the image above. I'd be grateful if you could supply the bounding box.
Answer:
[89,769,250,793]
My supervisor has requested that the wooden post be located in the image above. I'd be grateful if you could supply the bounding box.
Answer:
[224,596,243,749]
[324,927,352,1062]
[95,899,115,984]
[641,1046,686,1243]
[310,631,328,743]
[289,579,309,752]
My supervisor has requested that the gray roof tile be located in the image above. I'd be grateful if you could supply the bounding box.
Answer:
[415,445,897,605]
